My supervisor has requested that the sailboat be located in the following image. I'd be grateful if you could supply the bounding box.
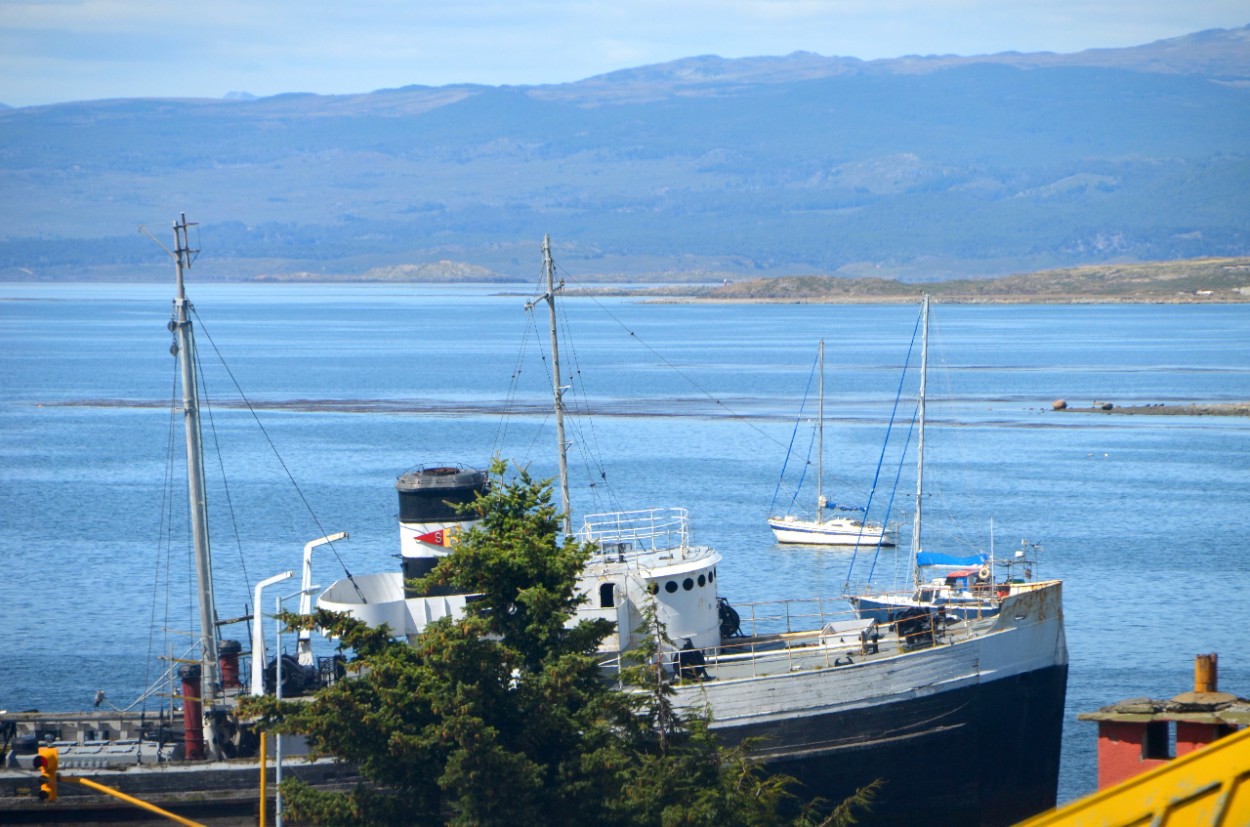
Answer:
[320,244,1069,825]
[768,340,893,547]
[849,296,1047,623]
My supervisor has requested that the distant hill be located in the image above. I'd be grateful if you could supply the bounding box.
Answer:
[1,27,1247,282]
[655,257,1250,303]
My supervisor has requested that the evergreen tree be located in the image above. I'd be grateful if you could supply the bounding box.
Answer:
[243,459,873,826]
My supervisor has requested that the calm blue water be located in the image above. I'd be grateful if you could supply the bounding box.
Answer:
[2,282,1249,808]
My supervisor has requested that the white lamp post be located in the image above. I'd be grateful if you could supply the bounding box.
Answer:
[297,531,347,667]
[252,571,294,697]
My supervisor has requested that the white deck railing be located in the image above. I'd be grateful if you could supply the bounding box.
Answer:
[578,507,692,559]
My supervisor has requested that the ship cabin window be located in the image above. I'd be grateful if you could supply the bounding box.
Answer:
[665,581,678,593]
[918,589,935,602]
[599,582,615,608]
[682,577,694,591]
[1142,721,1174,760]
[697,574,706,587]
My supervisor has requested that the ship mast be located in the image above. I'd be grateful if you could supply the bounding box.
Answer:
[526,235,572,535]
[168,215,222,711]
[815,339,825,525]
[912,295,929,588]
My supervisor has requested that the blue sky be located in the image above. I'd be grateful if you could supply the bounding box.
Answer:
[1,1,1245,107]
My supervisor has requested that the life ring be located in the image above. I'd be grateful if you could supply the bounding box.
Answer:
[977,565,991,580]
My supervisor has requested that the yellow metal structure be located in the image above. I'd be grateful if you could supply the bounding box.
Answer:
[34,747,57,801]
[1016,725,1250,827]
[70,777,208,827]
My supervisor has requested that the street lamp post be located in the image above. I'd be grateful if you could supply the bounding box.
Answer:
[252,571,295,697]
[297,531,346,666]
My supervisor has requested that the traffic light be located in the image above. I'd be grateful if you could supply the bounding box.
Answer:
[33,747,58,801]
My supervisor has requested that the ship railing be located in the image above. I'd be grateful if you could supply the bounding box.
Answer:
[578,507,692,560]
[728,595,862,638]
[599,595,967,684]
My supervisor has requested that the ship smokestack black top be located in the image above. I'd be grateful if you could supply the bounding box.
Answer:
[396,465,489,523]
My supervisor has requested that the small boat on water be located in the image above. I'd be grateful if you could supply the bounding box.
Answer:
[851,540,1046,622]
[849,296,1048,625]
[321,243,1069,826]
[767,340,894,547]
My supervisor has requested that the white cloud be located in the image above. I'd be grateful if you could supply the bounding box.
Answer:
[1,0,1245,105]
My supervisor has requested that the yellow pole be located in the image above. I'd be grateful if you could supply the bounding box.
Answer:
[68,777,208,827]
[259,729,268,827]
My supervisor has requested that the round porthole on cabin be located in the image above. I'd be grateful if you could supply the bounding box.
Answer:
[647,582,658,594]
[709,569,715,582]
[683,578,694,591]
[665,581,678,593]
[698,574,706,587]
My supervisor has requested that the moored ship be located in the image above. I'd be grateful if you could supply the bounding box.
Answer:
[317,240,1069,825]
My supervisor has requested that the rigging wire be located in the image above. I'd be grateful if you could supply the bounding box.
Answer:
[144,360,182,717]
[491,292,539,458]
[845,304,924,584]
[922,310,992,554]
[559,275,793,453]
[191,307,368,605]
[503,253,626,521]
[550,259,624,517]
[192,340,253,610]
[767,347,820,516]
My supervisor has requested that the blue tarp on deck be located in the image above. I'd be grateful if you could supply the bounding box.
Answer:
[916,552,988,567]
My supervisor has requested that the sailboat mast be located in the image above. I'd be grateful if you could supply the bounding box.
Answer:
[912,295,929,587]
[816,339,825,525]
[170,214,221,696]
[539,235,572,535]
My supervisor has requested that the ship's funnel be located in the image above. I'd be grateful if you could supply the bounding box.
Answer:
[396,464,489,595]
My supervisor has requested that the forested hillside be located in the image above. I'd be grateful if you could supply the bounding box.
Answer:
[2,27,1247,281]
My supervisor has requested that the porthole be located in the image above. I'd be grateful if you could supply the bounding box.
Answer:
[665,581,678,593]
[682,578,694,591]
[697,574,706,587]
[709,569,715,582]
[647,582,659,595]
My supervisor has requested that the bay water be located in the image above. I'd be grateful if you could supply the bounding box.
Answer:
[2,281,1248,808]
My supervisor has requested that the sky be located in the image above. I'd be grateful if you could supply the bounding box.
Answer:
[1,1,1246,108]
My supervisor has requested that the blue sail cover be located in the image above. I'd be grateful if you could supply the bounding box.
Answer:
[915,552,988,567]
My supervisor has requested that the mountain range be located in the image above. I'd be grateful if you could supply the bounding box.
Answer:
[1,26,1247,282]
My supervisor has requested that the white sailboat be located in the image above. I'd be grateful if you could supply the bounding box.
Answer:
[768,340,893,547]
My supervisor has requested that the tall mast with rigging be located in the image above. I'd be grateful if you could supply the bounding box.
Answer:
[168,215,222,713]
[815,338,825,525]
[526,235,572,535]
[912,295,929,588]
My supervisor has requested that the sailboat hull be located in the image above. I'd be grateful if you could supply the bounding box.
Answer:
[768,516,893,546]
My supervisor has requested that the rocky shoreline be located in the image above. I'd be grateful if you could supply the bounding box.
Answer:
[1052,401,1250,417]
